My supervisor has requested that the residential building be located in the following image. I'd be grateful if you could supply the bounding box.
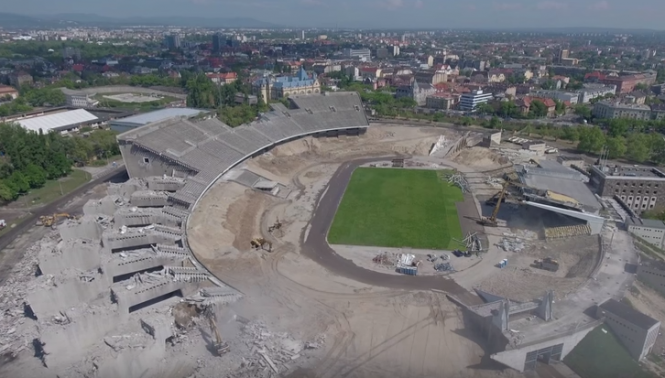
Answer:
[212,34,223,52]
[577,84,617,103]
[589,164,665,211]
[533,90,579,105]
[637,258,665,298]
[651,104,665,120]
[395,80,436,106]
[205,72,238,86]
[596,299,659,361]
[9,71,33,88]
[0,85,19,100]
[359,67,382,80]
[342,48,371,61]
[414,70,447,85]
[627,218,665,250]
[391,45,400,56]
[251,67,320,102]
[425,93,457,110]
[592,101,651,120]
[164,34,181,50]
[375,47,388,59]
[459,90,493,111]
[587,72,658,94]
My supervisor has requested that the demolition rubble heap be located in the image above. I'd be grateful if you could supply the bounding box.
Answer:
[0,177,241,377]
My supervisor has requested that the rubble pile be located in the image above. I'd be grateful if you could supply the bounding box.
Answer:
[498,238,526,252]
[372,251,398,267]
[224,321,326,378]
[0,231,60,357]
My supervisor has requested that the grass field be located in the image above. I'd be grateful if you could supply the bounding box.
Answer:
[564,326,658,378]
[328,168,464,250]
[12,169,91,207]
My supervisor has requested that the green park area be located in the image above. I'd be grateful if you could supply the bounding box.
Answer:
[564,326,658,378]
[328,168,464,250]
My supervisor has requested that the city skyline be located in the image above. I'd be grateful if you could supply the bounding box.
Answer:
[2,0,665,30]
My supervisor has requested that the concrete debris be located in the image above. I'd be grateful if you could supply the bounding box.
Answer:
[217,321,326,378]
[434,262,455,272]
[498,237,525,252]
[485,176,504,189]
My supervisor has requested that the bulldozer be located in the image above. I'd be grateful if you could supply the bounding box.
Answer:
[204,307,230,356]
[250,238,273,252]
[37,213,74,227]
[534,257,560,272]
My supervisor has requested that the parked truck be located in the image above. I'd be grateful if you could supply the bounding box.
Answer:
[534,257,559,272]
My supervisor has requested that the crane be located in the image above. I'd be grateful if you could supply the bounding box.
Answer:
[478,182,511,227]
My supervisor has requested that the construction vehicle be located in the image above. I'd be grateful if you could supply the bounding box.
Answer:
[37,213,74,227]
[267,218,282,234]
[534,257,560,272]
[250,238,273,252]
[204,307,230,356]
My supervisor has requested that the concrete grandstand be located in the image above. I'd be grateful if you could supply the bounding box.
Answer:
[117,92,369,210]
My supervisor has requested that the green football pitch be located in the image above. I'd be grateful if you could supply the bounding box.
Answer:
[328,168,465,250]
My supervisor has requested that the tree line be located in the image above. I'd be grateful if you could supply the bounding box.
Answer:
[0,123,119,202]
[0,87,66,117]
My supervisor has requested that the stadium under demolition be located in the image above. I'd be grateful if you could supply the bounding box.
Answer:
[0,92,638,378]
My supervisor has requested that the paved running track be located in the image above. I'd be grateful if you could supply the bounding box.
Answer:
[301,157,478,300]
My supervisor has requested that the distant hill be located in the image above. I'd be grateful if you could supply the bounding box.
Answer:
[0,12,279,28]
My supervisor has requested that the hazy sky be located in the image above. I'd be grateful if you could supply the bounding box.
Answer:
[6,0,665,29]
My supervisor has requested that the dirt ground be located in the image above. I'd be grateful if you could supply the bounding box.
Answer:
[476,235,600,302]
[187,126,526,377]
[452,147,510,170]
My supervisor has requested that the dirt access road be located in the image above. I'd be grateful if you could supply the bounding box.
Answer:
[301,157,482,304]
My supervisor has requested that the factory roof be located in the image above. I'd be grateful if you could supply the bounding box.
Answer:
[110,108,205,127]
[17,109,98,132]
[599,299,659,330]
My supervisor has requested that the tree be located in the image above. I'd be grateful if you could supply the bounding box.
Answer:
[0,180,13,202]
[605,137,627,159]
[634,83,649,91]
[476,103,495,115]
[607,119,628,137]
[626,133,651,163]
[24,164,46,188]
[561,126,580,141]
[573,104,592,120]
[529,100,548,118]
[577,126,605,153]
[489,116,501,129]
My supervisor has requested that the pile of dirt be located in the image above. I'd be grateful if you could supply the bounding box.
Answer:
[452,147,509,168]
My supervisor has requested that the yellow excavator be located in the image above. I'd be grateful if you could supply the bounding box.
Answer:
[205,307,230,356]
[250,237,273,252]
[37,213,75,227]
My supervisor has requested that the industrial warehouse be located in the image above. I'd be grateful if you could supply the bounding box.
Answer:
[0,92,661,378]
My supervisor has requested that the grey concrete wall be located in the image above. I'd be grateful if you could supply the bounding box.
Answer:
[102,231,180,251]
[491,322,599,372]
[94,342,195,378]
[27,274,111,319]
[112,281,190,313]
[83,196,123,216]
[120,143,196,180]
[637,264,665,297]
[108,179,146,199]
[597,305,659,360]
[58,217,104,241]
[42,311,121,369]
[114,211,177,227]
[146,177,185,192]
[107,256,172,278]
[38,239,102,275]
[130,192,169,207]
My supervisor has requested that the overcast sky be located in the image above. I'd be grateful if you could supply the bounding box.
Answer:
[6,0,664,29]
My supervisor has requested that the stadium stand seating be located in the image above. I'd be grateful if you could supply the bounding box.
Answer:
[118,92,369,208]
